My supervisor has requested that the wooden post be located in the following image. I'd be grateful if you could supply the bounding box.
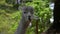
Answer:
[35,17,39,34]
[36,19,39,34]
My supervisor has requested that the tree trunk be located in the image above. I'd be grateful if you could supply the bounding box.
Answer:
[46,0,60,34]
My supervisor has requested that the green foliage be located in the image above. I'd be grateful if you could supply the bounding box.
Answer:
[26,0,52,34]
[0,0,52,34]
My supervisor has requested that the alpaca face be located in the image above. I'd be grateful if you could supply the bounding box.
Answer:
[22,6,34,21]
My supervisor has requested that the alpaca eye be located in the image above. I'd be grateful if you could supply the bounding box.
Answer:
[24,12,27,14]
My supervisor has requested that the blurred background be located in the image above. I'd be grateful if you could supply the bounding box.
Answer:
[0,0,54,34]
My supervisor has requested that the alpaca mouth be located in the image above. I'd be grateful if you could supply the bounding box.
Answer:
[28,18,31,21]
[28,16,31,21]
